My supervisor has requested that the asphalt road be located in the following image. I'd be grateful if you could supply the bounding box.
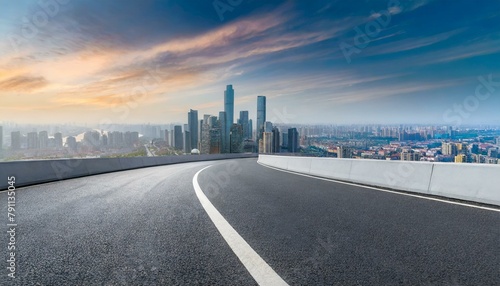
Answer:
[1,158,499,285]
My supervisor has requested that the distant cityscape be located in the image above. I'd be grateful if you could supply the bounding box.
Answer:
[0,84,499,164]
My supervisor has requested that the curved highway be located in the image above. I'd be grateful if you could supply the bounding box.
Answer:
[1,158,499,285]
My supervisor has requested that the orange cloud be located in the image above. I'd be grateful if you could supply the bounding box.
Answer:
[0,75,48,92]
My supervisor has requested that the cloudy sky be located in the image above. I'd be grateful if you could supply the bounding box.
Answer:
[1,0,499,126]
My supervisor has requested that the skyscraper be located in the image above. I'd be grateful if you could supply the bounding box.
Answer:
[27,132,38,149]
[272,127,280,153]
[224,85,234,151]
[248,119,253,140]
[230,124,243,153]
[39,131,49,149]
[288,128,299,153]
[174,125,183,150]
[238,111,249,139]
[257,96,266,142]
[54,132,63,149]
[11,131,21,150]
[188,109,198,150]
[262,132,273,154]
[219,111,228,153]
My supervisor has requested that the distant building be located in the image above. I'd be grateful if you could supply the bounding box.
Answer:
[238,111,250,140]
[0,126,3,150]
[454,154,466,163]
[188,109,198,150]
[230,124,243,153]
[262,132,273,154]
[66,136,77,151]
[442,142,458,156]
[224,85,234,152]
[264,121,273,133]
[401,149,421,161]
[257,96,266,142]
[487,148,498,158]
[184,130,191,153]
[209,128,221,154]
[174,125,183,150]
[248,119,253,140]
[496,137,500,146]
[39,131,48,149]
[338,146,353,159]
[272,127,280,153]
[288,128,299,153]
[282,132,288,149]
[470,143,479,154]
[11,131,21,150]
[218,111,228,153]
[54,132,63,149]
[27,132,38,149]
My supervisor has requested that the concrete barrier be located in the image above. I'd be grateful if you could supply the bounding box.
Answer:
[0,154,257,190]
[258,155,500,206]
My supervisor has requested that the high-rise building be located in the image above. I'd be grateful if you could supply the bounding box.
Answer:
[272,127,280,153]
[54,132,63,149]
[210,128,221,154]
[39,131,48,149]
[401,149,421,161]
[264,121,273,133]
[188,109,199,150]
[238,111,249,139]
[470,143,479,154]
[184,130,191,153]
[27,132,38,149]
[454,154,466,163]
[164,130,169,146]
[248,119,253,140]
[11,131,21,150]
[200,116,211,154]
[442,142,458,156]
[257,95,266,142]
[218,111,228,153]
[282,132,288,148]
[66,136,77,151]
[174,125,183,150]
[338,146,353,158]
[230,124,243,153]
[488,148,498,158]
[496,137,500,146]
[288,128,299,153]
[224,85,234,151]
[262,132,273,154]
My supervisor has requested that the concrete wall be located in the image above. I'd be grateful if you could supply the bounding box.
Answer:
[0,154,256,190]
[258,155,500,206]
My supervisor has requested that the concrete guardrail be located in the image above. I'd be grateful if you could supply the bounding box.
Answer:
[258,155,500,206]
[0,153,257,190]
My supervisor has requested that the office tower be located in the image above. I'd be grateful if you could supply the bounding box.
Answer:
[288,128,299,153]
[230,124,243,153]
[224,85,234,150]
[282,132,288,148]
[338,146,353,158]
[272,127,280,153]
[471,143,479,154]
[39,131,48,149]
[11,131,21,150]
[257,96,266,142]
[262,132,273,154]
[442,142,458,156]
[174,125,183,150]
[401,149,421,161]
[238,111,249,139]
[188,109,198,150]
[27,132,38,149]
[218,111,228,153]
[164,130,169,146]
[54,132,63,149]
[66,136,77,151]
[200,117,211,154]
[0,126,3,150]
[264,121,273,133]
[210,128,221,154]
[184,131,191,153]
[248,119,253,140]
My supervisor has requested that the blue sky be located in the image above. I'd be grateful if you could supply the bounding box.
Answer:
[0,0,499,125]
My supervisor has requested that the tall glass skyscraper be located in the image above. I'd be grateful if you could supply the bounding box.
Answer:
[257,95,266,141]
[188,109,198,150]
[224,85,234,153]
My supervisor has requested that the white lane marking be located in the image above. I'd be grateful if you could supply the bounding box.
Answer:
[193,165,289,286]
[258,162,500,213]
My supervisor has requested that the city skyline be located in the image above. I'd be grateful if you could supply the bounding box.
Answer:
[1,1,500,125]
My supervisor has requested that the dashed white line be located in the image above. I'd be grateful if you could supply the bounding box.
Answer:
[193,165,289,286]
